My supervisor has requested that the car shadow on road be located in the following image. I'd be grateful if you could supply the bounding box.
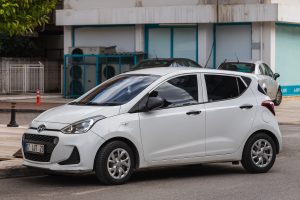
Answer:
[130,163,246,183]
[22,163,246,186]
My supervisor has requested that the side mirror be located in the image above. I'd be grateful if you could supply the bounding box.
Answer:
[274,73,280,80]
[146,96,164,111]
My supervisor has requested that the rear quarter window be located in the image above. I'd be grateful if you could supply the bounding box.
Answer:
[258,84,267,95]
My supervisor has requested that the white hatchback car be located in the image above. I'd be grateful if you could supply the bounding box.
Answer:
[22,67,282,185]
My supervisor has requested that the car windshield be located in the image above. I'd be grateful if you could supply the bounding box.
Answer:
[134,60,173,69]
[219,63,255,73]
[70,74,159,106]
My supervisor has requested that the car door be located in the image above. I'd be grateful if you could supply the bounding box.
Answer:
[202,73,257,156]
[139,74,206,162]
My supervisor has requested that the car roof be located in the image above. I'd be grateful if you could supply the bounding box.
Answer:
[219,60,262,65]
[139,58,195,62]
[124,67,258,79]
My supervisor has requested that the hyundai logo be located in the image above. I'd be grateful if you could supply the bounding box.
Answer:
[37,124,46,133]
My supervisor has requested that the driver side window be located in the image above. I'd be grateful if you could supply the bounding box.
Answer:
[150,75,199,109]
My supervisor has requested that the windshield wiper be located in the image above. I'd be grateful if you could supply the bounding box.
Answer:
[86,102,122,106]
[69,102,85,105]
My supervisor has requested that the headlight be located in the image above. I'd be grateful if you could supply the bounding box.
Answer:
[61,116,105,134]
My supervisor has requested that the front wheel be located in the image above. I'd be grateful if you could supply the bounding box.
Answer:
[94,141,134,185]
[274,89,282,106]
[241,133,276,173]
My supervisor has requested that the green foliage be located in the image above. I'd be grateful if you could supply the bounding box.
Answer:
[0,34,42,57]
[0,0,59,36]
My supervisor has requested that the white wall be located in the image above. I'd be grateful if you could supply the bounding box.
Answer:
[64,0,136,9]
[74,27,135,52]
[64,26,72,55]
[271,0,300,4]
[262,22,276,71]
[64,0,211,9]
[64,0,269,10]
[198,24,214,68]
[135,25,144,52]
[56,5,216,26]
[251,22,262,61]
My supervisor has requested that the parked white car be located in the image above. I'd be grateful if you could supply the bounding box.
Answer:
[218,61,282,105]
[22,67,282,185]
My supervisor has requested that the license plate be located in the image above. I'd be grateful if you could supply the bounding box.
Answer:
[25,143,45,154]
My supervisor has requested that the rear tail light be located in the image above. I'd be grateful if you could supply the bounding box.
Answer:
[261,100,275,116]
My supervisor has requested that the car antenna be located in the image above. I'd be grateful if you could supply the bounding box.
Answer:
[235,53,239,63]
[153,50,158,60]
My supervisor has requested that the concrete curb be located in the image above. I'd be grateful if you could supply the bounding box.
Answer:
[0,165,44,179]
[0,109,45,113]
[279,122,300,126]
[0,159,44,179]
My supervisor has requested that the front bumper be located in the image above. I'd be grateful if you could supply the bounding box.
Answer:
[22,128,105,173]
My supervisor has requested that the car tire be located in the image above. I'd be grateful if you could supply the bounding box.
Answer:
[241,133,276,173]
[94,141,135,185]
[274,89,282,106]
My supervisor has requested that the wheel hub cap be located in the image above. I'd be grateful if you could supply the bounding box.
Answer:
[251,139,273,168]
[107,148,131,179]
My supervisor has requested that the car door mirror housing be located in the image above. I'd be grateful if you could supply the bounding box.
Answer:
[146,97,164,111]
[274,73,280,80]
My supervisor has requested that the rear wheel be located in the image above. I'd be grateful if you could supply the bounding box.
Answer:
[241,133,276,173]
[94,141,134,185]
[274,89,282,106]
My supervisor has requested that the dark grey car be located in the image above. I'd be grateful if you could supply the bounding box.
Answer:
[132,58,202,70]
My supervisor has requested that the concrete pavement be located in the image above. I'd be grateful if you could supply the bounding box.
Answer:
[0,125,299,200]
[276,97,300,125]
[0,125,43,178]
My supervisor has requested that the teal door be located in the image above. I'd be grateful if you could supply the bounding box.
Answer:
[276,24,300,96]
[146,25,198,61]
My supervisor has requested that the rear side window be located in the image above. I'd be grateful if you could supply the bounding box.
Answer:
[205,75,248,102]
[150,75,198,108]
[242,76,252,86]
[219,63,255,73]
[238,78,247,94]
[263,64,274,77]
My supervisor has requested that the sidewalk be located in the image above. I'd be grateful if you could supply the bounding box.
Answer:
[276,97,300,125]
[0,94,71,112]
[0,94,72,125]
[0,97,299,179]
[0,125,43,178]
[0,94,71,178]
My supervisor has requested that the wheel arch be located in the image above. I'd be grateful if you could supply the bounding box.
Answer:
[93,137,140,171]
[245,129,280,154]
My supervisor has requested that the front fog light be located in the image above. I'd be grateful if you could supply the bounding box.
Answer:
[61,116,105,134]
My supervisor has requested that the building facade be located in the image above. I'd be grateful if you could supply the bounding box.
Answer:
[56,0,300,97]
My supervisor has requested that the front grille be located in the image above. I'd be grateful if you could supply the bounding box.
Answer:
[22,133,59,162]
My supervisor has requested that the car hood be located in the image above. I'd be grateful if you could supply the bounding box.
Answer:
[34,104,120,124]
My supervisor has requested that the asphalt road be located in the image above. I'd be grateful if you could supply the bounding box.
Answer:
[0,125,299,200]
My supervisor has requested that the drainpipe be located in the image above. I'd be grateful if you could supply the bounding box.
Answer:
[260,23,263,60]
[260,0,263,61]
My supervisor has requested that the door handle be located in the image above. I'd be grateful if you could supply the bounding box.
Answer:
[240,104,253,109]
[186,111,202,115]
